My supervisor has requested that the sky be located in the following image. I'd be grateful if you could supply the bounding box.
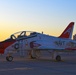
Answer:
[0,0,76,41]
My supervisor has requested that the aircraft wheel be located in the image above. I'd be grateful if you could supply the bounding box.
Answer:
[30,55,36,59]
[30,50,36,59]
[6,56,13,62]
[56,55,61,61]
[35,50,41,59]
[30,50,41,59]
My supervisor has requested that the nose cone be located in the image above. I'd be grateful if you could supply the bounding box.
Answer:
[0,39,16,54]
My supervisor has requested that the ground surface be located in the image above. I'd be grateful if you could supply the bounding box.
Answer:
[0,53,76,75]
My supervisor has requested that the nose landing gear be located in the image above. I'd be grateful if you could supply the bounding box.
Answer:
[6,56,13,62]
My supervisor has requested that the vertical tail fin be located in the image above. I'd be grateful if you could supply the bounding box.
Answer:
[59,22,74,39]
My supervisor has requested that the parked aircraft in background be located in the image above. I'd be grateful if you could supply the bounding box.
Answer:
[0,22,75,62]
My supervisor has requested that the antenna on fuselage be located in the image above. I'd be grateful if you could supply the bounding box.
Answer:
[42,31,43,34]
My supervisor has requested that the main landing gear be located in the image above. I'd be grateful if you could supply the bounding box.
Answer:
[51,51,62,61]
[29,50,41,59]
[56,55,61,61]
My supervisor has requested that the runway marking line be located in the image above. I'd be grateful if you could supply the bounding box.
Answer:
[0,67,33,71]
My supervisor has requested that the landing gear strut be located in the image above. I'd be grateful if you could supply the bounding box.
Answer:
[6,56,13,62]
[29,50,41,59]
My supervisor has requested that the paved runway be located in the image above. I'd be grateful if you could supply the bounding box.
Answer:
[0,53,76,75]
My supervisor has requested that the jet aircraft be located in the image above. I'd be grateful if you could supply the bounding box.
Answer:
[0,22,75,62]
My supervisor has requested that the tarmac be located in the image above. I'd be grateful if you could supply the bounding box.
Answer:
[0,52,76,75]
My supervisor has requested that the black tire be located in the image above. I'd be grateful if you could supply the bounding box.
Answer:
[56,55,61,61]
[6,56,13,62]
[6,56,9,61]
[30,55,36,59]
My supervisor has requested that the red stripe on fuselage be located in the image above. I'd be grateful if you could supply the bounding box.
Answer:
[65,48,76,51]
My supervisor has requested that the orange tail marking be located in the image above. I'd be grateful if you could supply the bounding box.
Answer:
[59,22,74,39]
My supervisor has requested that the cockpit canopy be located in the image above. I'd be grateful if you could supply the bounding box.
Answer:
[10,31,38,40]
